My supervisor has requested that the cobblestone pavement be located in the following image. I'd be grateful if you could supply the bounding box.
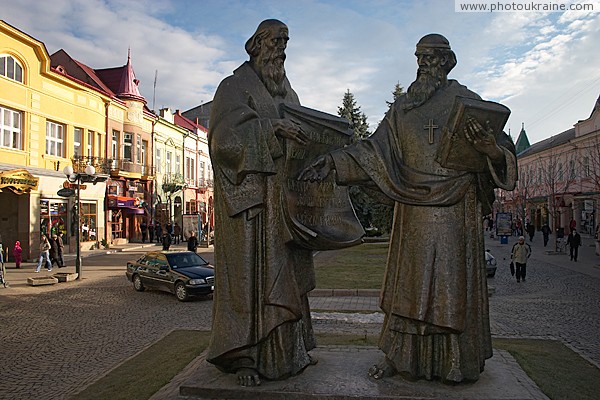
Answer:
[484,233,600,369]
[0,234,599,399]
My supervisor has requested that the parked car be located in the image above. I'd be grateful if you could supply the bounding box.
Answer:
[485,249,497,278]
[126,251,214,301]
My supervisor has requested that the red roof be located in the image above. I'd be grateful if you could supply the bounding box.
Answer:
[174,110,208,133]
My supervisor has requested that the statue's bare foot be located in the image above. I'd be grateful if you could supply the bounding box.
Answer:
[308,353,318,365]
[236,368,261,387]
[368,358,396,379]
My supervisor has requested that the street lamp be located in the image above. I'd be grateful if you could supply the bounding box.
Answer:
[63,164,97,280]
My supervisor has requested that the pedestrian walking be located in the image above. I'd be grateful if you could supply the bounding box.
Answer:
[149,222,155,243]
[566,229,582,262]
[13,240,22,269]
[166,221,173,239]
[187,231,198,253]
[56,232,65,268]
[35,235,53,273]
[173,222,181,245]
[526,222,535,242]
[511,236,531,283]
[161,232,172,251]
[155,224,162,243]
[49,234,60,268]
[140,220,148,243]
[541,223,551,247]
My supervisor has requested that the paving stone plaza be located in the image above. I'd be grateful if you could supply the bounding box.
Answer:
[0,233,598,399]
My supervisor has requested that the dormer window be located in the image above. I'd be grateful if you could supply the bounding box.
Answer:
[0,55,23,83]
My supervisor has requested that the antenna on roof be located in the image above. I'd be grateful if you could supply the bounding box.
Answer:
[152,69,158,112]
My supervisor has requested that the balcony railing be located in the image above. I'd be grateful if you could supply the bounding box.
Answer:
[109,159,155,176]
[72,156,112,175]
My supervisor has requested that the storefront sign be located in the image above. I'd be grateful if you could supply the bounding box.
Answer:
[57,188,75,197]
[0,169,39,194]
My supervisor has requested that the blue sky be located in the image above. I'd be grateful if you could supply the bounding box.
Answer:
[3,0,600,144]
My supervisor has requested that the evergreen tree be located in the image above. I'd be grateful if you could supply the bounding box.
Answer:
[336,89,393,235]
[338,89,370,142]
[386,82,404,107]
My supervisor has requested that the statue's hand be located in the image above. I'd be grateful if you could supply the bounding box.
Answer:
[272,118,309,145]
[297,155,334,181]
[464,116,503,162]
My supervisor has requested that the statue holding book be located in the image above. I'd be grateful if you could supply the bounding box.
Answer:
[206,19,362,387]
[300,33,518,383]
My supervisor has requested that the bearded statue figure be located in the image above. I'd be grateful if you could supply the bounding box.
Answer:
[206,19,316,387]
[300,34,517,383]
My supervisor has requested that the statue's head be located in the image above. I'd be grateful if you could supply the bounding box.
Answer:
[415,34,457,75]
[403,33,457,111]
[245,19,289,97]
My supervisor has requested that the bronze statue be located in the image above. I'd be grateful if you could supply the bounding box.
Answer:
[206,19,316,387]
[300,34,517,383]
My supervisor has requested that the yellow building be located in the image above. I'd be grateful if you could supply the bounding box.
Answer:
[0,20,108,260]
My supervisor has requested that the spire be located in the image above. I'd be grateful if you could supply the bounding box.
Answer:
[515,122,531,154]
[591,94,600,117]
[117,48,145,103]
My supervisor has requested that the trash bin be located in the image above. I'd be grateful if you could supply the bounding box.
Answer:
[500,235,508,244]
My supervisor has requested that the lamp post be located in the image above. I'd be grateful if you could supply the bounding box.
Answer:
[63,164,97,280]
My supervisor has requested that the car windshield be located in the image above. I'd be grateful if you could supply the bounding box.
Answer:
[165,253,209,269]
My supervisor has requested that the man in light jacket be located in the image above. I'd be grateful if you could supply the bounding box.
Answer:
[511,236,531,282]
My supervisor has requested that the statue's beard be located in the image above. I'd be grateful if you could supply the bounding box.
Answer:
[403,66,446,111]
[257,50,287,98]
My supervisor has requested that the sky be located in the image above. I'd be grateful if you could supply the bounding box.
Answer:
[3,0,600,144]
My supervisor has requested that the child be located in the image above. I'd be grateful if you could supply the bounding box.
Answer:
[13,241,22,269]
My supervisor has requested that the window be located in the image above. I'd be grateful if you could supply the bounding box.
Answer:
[0,55,23,83]
[166,151,172,174]
[569,160,576,180]
[0,105,22,150]
[199,161,205,185]
[46,120,65,157]
[87,131,94,157]
[186,156,195,184]
[80,202,98,241]
[583,157,590,177]
[176,155,181,175]
[123,133,133,161]
[111,130,119,159]
[97,133,102,158]
[156,148,162,173]
[558,163,563,181]
[136,136,141,163]
[39,199,68,239]
[141,140,148,167]
[74,128,83,156]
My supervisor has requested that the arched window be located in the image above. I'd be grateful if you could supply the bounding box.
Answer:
[0,55,24,83]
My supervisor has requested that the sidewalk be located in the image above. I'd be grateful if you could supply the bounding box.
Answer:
[485,231,600,280]
[0,240,215,292]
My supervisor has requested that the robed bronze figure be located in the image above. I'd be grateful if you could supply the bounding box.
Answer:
[300,34,518,383]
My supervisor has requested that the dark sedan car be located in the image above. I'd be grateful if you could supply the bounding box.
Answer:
[126,251,214,301]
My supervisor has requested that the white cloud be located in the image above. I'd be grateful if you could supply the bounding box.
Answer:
[2,0,600,143]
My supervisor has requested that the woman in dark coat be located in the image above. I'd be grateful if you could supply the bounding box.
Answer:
[49,234,60,268]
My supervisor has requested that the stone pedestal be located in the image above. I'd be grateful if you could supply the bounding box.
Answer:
[53,272,78,282]
[176,347,548,400]
[27,276,59,286]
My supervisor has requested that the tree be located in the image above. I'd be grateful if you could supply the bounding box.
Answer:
[160,173,186,226]
[386,82,404,108]
[537,148,578,252]
[337,89,396,235]
[338,89,370,142]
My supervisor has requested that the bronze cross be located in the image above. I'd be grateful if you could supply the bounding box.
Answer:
[424,119,438,144]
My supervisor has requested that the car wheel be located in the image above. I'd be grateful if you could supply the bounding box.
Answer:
[133,274,145,292]
[175,282,189,302]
